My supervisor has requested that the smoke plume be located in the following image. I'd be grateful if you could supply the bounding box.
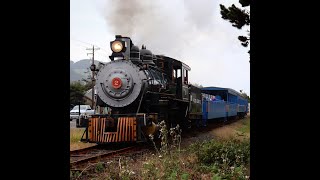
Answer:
[104,0,228,60]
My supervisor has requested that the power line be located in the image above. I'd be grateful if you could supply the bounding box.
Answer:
[71,41,108,56]
[71,38,93,46]
[86,46,100,61]
[71,42,89,49]
[71,38,110,53]
[92,45,110,55]
[96,47,110,54]
[71,38,111,61]
[95,52,109,57]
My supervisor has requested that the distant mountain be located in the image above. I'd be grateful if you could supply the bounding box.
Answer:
[70,59,102,83]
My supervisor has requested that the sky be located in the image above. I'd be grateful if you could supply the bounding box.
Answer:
[70,0,250,95]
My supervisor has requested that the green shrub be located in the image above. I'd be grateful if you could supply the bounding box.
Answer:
[181,173,189,180]
[190,138,250,166]
[95,162,104,173]
[189,138,250,179]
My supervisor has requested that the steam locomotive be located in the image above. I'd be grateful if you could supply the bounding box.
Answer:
[79,35,248,144]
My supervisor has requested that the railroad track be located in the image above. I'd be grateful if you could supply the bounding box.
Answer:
[70,145,99,156]
[70,144,151,171]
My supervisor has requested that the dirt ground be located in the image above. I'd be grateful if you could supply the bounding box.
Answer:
[181,115,250,148]
[70,142,96,151]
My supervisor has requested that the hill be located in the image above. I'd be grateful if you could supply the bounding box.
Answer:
[70,59,102,82]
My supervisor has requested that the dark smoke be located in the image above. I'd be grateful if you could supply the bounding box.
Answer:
[104,0,221,59]
[105,0,152,37]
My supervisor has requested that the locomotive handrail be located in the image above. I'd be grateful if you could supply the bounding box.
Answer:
[136,80,148,114]
[91,113,146,117]
[146,91,175,96]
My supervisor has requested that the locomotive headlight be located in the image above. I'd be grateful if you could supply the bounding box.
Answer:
[111,41,123,52]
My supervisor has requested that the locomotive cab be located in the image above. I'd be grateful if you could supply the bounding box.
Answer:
[172,62,190,101]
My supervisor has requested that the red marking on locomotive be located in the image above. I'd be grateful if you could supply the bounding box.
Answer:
[112,77,122,89]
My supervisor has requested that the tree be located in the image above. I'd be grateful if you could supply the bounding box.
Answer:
[191,83,203,88]
[220,0,250,55]
[240,90,250,102]
[70,81,87,105]
[82,67,97,91]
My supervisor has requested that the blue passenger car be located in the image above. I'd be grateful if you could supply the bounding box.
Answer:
[201,87,248,122]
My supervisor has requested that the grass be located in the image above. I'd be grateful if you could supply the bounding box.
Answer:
[237,116,250,134]
[72,139,250,180]
[70,128,95,151]
[208,115,250,141]
[71,116,251,179]
[70,128,85,143]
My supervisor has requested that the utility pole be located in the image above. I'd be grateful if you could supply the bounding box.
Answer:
[86,45,100,109]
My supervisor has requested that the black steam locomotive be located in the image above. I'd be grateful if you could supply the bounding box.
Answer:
[79,35,202,144]
[80,35,247,144]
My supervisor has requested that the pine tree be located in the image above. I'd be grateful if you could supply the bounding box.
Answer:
[220,0,250,55]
